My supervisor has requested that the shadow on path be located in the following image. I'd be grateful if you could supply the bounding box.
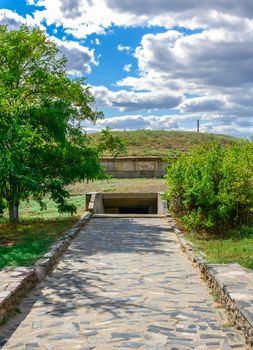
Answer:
[1,218,176,345]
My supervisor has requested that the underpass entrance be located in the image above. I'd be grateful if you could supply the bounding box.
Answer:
[86,192,167,217]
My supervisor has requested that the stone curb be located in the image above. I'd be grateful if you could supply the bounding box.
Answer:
[169,218,253,349]
[0,212,91,325]
[0,268,38,325]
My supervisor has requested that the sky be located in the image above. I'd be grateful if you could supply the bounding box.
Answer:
[1,1,253,138]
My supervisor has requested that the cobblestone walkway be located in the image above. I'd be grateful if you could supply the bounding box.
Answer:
[0,218,246,349]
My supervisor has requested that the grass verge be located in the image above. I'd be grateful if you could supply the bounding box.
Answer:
[0,194,85,270]
[187,225,253,269]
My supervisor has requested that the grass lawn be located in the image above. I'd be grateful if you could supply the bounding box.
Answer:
[0,178,166,270]
[188,225,253,269]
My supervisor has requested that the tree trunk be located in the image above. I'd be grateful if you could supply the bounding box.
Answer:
[9,201,19,224]
[14,201,19,223]
[9,202,16,224]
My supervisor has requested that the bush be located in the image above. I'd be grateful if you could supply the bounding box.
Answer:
[165,140,253,231]
[0,198,6,217]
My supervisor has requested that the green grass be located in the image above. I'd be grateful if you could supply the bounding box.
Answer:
[89,130,237,157]
[0,194,86,270]
[0,194,85,224]
[189,225,253,269]
[0,217,79,270]
[68,178,166,194]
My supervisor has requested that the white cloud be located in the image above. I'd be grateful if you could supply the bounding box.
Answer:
[52,37,97,75]
[131,26,253,89]
[116,23,253,135]
[200,123,253,139]
[0,9,42,30]
[82,114,184,132]
[31,0,118,38]
[179,96,227,113]
[123,64,132,72]
[0,11,97,76]
[105,0,253,23]
[91,86,182,112]
[117,44,131,53]
[29,1,253,38]
[59,0,83,19]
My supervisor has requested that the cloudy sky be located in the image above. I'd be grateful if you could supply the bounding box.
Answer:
[1,0,253,138]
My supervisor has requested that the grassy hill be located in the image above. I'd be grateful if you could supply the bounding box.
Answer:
[89,130,237,157]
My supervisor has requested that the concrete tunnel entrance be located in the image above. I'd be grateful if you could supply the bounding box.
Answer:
[86,193,167,217]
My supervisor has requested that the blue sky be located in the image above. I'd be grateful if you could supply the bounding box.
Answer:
[1,0,253,138]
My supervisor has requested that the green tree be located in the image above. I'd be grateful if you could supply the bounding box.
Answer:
[0,25,124,223]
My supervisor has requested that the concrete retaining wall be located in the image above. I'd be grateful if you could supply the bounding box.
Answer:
[100,156,167,178]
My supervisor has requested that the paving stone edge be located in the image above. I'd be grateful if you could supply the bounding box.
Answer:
[0,212,91,325]
[170,218,253,349]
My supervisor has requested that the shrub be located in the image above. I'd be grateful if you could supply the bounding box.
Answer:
[165,140,253,231]
[0,198,6,217]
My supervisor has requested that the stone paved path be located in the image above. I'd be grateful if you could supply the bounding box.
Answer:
[0,218,246,349]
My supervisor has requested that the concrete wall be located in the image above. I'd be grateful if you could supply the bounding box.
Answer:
[86,192,168,216]
[86,193,104,214]
[100,156,167,178]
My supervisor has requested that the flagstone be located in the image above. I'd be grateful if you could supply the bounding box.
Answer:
[0,218,246,349]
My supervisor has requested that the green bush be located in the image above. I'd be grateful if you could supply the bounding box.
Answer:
[0,197,6,217]
[165,140,253,231]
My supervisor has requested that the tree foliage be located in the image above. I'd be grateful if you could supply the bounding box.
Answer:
[165,141,253,232]
[0,25,124,223]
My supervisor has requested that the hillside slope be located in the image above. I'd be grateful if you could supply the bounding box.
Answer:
[89,130,237,157]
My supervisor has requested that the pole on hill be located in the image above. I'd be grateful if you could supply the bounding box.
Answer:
[197,119,200,133]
